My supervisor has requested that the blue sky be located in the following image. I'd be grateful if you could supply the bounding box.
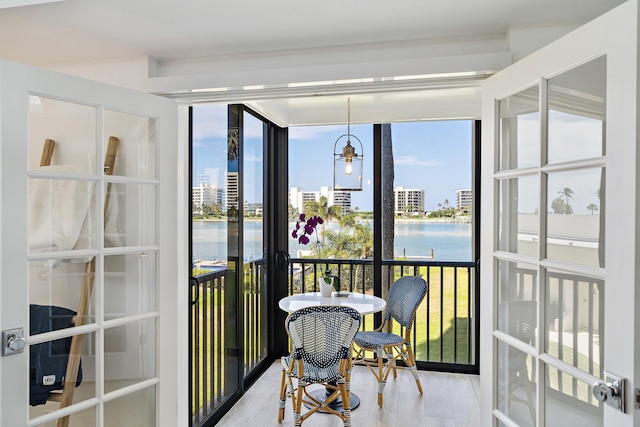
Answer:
[289,121,472,211]
[192,105,472,211]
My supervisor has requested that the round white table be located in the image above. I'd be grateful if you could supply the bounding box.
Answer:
[278,291,386,315]
[278,291,386,412]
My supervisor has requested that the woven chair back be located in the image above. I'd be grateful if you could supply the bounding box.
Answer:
[286,306,361,369]
[385,276,428,328]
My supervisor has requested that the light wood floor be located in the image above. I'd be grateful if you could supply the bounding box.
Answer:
[217,360,480,427]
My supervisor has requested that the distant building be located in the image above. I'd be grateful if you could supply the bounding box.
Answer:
[456,189,472,210]
[244,201,263,216]
[289,186,352,214]
[192,183,226,214]
[394,186,425,215]
[227,172,239,210]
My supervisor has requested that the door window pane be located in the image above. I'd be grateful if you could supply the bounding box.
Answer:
[104,318,156,393]
[106,182,157,248]
[496,340,536,427]
[547,57,606,164]
[29,258,96,322]
[104,386,156,426]
[546,168,604,267]
[28,331,97,419]
[241,111,267,372]
[28,97,96,172]
[29,177,98,254]
[545,366,602,427]
[498,175,538,256]
[546,268,603,379]
[499,85,540,171]
[104,252,157,321]
[497,260,538,344]
[104,110,156,179]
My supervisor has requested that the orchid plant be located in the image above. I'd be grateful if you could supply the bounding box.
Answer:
[292,213,341,292]
[291,213,323,246]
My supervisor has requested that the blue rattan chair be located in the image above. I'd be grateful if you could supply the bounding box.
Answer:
[352,275,427,407]
[278,305,361,426]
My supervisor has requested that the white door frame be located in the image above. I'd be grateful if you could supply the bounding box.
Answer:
[480,1,639,426]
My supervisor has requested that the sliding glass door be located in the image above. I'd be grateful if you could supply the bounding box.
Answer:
[189,104,273,426]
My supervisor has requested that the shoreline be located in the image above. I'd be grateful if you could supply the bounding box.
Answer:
[194,216,472,223]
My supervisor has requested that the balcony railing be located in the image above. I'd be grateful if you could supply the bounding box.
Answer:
[288,257,478,368]
[190,256,478,425]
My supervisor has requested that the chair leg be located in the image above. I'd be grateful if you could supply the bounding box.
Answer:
[277,367,287,422]
[338,380,351,427]
[405,344,423,395]
[376,348,386,407]
[294,380,304,427]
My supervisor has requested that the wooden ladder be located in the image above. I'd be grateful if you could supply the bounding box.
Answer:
[39,136,119,427]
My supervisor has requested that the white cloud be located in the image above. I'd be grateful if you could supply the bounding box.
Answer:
[394,155,444,167]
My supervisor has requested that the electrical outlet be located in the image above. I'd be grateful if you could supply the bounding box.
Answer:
[43,375,55,385]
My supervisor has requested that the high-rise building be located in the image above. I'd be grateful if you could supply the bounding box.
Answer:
[394,186,425,215]
[192,183,226,214]
[227,172,239,210]
[456,189,472,210]
[289,186,352,214]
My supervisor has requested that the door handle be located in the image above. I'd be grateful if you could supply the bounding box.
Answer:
[2,328,26,356]
[190,277,199,305]
[275,251,289,270]
[593,371,625,412]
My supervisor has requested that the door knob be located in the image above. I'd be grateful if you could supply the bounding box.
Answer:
[593,381,615,402]
[2,327,26,356]
[593,371,626,412]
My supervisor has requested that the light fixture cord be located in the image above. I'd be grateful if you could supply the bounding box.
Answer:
[347,97,351,138]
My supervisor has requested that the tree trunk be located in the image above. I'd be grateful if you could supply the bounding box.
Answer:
[381,124,394,304]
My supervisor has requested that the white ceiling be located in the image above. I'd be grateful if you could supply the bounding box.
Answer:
[0,0,627,126]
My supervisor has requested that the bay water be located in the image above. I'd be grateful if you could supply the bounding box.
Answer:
[192,220,472,263]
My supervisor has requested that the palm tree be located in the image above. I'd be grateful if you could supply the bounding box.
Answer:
[587,203,599,215]
[228,127,239,161]
[382,123,395,301]
[557,187,574,212]
[303,196,341,243]
[339,213,356,230]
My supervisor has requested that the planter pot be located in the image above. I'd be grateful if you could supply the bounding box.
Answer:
[319,277,334,297]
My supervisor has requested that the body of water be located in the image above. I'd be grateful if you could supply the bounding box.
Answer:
[192,220,472,263]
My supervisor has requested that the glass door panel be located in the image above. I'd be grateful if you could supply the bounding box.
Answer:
[189,104,231,424]
[241,111,267,374]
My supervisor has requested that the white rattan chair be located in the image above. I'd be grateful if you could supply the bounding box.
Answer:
[352,275,427,407]
[278,305,361,426]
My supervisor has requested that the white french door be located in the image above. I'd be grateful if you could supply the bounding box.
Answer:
[0,59,182,426]
[480,2,639,426]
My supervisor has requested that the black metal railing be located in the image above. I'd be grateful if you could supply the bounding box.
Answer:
[190,269,225,427]
[288,257,478,369]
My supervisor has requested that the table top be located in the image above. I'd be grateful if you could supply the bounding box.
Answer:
[278,292,386,315]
